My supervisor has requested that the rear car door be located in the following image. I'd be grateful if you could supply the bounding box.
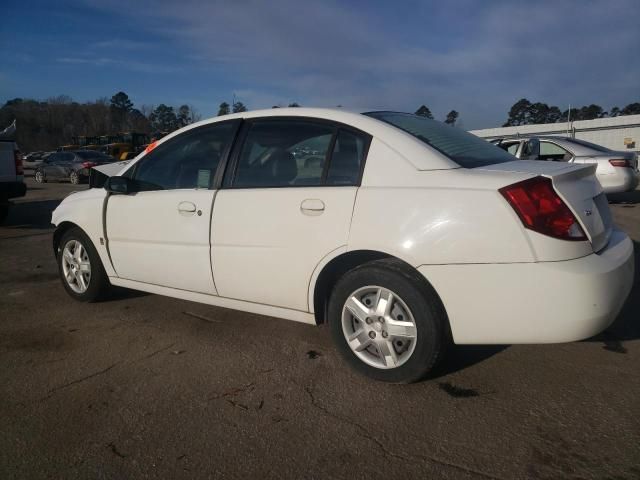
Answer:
[211,118,370,311]
[106,120,240,294]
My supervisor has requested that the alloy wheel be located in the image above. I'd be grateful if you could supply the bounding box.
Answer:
[61,239,91,294]
[341,286,418,369]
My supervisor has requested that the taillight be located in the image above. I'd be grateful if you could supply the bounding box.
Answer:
[609,159,631,168]
[499,176,586,241]
[81,161,97,169]
[14,150,23,175]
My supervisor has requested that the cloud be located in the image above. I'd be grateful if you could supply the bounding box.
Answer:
[56,56,177,73]
[75,0,640,127]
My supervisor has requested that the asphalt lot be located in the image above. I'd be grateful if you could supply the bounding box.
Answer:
[1,176,639,480]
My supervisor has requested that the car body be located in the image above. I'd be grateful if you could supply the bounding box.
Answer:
[491,136,639,194]
[51,108,635,382]
[35,150,116,184]
[22,151,45,169]
[0,123,26,223]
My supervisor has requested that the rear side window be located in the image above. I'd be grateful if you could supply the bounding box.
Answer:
[326,130,366,185]
[233,120,334,188]
[539,141,572,161]
[133,121,237,190]
[365,112,515,168]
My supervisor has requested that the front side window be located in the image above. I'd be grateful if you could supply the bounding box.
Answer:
[133,121,237,190]
[233,120,334,188]
[365,111,515,168]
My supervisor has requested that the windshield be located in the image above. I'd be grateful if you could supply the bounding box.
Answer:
[565,138,612,153]
[364,112,516,168]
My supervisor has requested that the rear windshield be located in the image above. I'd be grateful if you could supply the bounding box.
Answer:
[565,138,611,153]
[364,112,516,168]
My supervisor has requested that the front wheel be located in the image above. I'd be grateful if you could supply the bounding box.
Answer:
[35,170,46,183]
[329,259,449,383]
[57,227,110,302]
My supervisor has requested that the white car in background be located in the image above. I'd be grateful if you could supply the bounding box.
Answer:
[52,108,635,383]
[491,136,639,194]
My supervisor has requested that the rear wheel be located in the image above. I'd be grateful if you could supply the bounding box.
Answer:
[329,259,448,383]
[69,171,80,185]
[35,170,46,183]
[57,227,110,302]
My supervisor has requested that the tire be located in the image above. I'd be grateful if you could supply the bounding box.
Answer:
[35,170,46,183]
[57,227,110,302]
[69,171,80,185]
[328,258,449,383]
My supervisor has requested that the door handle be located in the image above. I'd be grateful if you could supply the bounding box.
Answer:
[300,199,325,216]
[178,201,197,214]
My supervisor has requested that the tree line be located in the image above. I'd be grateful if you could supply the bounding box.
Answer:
[2,91,639,152]
[502,98,640,127]
[0,92,202,152]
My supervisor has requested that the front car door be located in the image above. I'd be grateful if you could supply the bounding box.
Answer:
[106,120,240,294]
[211,118,371,311]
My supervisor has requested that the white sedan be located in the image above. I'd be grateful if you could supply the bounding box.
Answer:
[52,108,635,383]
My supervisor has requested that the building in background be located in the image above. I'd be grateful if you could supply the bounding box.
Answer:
[470,114,640,153]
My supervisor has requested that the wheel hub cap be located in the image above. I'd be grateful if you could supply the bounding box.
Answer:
[341,286,418,369]
[61,239,91,294]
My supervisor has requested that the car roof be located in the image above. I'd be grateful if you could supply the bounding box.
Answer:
[147,107,458,171]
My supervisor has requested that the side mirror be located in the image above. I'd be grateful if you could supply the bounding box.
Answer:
[105,176,135,194]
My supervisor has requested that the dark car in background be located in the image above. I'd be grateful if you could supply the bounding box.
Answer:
[34,150,116,184]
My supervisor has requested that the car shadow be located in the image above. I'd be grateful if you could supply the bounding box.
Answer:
[3,199,61,230]
[102,286,149,302]
[608,188,640,205]
[431,344,509,378]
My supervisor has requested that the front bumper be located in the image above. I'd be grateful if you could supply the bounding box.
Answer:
[419,227,635,344]
[0,180,27,201]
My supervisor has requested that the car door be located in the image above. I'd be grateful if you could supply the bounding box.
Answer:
[106,120,240,294]
[57,152,75,178]
[43,153,62,178]
[211,118,370,311]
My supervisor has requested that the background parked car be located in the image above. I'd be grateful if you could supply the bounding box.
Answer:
[35,150,116,184]
[22,151,49,170]
[0,121,25,223]
[491,136,639,194]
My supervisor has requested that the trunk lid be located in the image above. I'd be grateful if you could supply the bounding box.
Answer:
[480,160,612,252]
